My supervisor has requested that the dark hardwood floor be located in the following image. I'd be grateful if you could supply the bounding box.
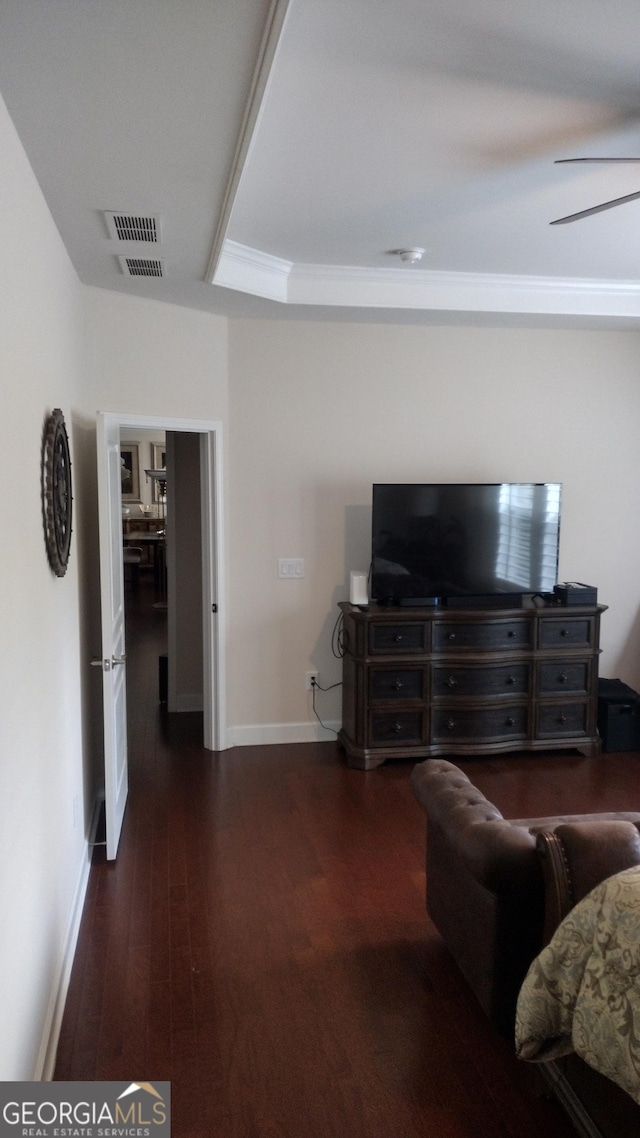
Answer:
[54,578,640,1136]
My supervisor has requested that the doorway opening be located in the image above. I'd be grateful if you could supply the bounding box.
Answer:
[121,429,206,722]
[97,412,226,859]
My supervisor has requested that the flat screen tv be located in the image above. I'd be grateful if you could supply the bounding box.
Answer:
[371,483,561,607]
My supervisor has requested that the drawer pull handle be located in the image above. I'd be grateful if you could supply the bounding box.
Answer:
[447,632,456,641]
[506,675,516,686]
[446,676,457,688]
[560,628,569,637]
[446,718,456,732]
[393,634,403,643]
[393,722,403,734]
[558,714,568,725]
[506,716,515,727]
[558,673,568,684]
[507,630,516,638]
[393,680,404,691]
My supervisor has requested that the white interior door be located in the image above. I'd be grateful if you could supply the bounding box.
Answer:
[96,412,129,859]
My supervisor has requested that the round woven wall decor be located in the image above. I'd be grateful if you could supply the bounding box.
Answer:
[42,408,73,576]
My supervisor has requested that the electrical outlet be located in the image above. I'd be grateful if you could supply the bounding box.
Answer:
[306,671,319,691]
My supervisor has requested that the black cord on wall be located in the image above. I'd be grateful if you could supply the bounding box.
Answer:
[332,610,346,658]
[310,676,341,734]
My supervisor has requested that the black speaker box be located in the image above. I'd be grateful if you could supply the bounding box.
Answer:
[554,582,598,605]
[597,678,640,752]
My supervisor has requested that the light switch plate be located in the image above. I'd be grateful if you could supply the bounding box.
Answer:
[278,558,305,578]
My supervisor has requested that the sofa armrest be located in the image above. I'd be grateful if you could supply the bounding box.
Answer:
[411,760,540,890]
[411,760,545,1032]
[537,820,640,942]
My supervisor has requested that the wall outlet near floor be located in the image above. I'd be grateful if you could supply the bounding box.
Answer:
[306,671,319,691]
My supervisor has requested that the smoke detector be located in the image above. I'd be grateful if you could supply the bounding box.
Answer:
[394,247,425,264]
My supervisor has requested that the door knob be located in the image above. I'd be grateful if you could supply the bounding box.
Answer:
[90,655,126,671]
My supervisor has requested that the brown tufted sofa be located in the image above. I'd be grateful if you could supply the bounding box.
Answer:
[411,759,640,1136]
[410,759,640,1036]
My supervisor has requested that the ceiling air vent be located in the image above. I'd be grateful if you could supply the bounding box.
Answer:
[118,255,165,278]
[105,212,161,243]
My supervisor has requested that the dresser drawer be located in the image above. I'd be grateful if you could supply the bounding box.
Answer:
[370,712,424,746]
[431,706,527,743]
[370,668,424,702]
[537,661,589,695]
[369,623,426,654]
[432,663,529,699]
[538,618,594,649]
[537,702,588,738]
[433,620,530,652]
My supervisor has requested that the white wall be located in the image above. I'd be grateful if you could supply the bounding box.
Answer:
[85,288,228,423]
[228,319,640,735]
[0,94,93,1079]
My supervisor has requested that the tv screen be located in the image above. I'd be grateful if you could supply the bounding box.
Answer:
[371,483,561,606]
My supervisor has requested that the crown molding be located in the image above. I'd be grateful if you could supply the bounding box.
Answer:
[213,240,640,319]
[205,0,292,283]
[214,240,292,301]
[290,262,640,317]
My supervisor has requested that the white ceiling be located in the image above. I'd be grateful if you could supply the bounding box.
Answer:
[3,0,640,326]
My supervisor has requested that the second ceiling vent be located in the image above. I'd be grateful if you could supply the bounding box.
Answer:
[117,255,164,278]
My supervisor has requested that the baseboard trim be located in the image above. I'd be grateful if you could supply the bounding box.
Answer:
[227,720,341,748]
[35,812,97,1081]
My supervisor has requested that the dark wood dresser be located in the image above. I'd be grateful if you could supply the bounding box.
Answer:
[338,600,606,769]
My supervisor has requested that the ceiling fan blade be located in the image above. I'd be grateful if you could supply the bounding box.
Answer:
[555,157,640,164]
[551,187,640,225]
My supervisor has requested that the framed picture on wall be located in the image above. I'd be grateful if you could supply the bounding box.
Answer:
[120,443,140,501]
[151,442,166,503]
